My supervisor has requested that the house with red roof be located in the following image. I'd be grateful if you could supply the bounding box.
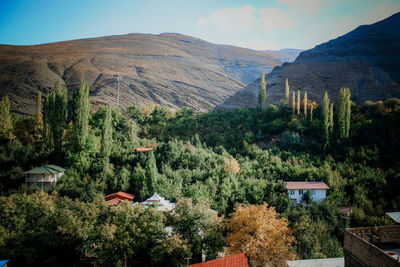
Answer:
[105,191,134,206]
[285,181,329,206]
[188,253,248,267]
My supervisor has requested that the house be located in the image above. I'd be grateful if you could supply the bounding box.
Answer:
[344,226,400,266]
[136,148,153,152]
[188,253,248,267]
[386,212,400,225]
[285,181,329,206]
[133,192,175,211]
[24,165,66,189]
[105,191,135,206]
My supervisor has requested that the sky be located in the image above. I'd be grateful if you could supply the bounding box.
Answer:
[0,0,399,50]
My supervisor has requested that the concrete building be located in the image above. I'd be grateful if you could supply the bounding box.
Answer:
[24,165,66,189]
[344,226,400,266]
[285,181,329,206]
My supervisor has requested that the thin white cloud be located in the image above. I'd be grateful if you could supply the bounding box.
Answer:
[237,40,280,50]
[259,8,294,30]
[197,5,294,32]
[197,5,257,33]
[278,0,323,13]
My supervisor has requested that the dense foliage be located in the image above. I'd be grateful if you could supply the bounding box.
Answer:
[0,81,399,265]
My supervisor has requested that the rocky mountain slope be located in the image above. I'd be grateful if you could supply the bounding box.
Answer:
[220,12,400,109]
[261,48,303,63]
[0,33,282,114]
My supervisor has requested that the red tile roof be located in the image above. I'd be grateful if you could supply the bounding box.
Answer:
[285,181,329,190]
[105,191,134,202]
[149,144,158,147]
[136,148,153,152]
[188,253,248,267]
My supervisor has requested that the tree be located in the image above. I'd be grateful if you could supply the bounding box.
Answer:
[292,91,296,115]
[168,198,224,263]
[145,151,158,196]
[320,92,330,148]
[310,104,314,122]
[301,190,312,205]
[303,92,308,118]
[0,95,12,140]
[43,81,68,152]
[72,81,90,151]
[34,91,43,139]
[297,90,301,116]
[226,203,295,267]
[285,78,290,103]
[258,73,267,109]
[329,103,334,134]
[336,87,351,140]
[100,107,112,161]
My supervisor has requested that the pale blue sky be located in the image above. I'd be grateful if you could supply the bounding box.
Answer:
[0,0,399,50]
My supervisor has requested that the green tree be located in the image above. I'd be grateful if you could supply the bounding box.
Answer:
[336,87,351,140]
[34,91,43,139]
[0,95,12,140]
[297,90,301,116]
[292,91,296,115]
[303,92,308,118]
[145,151,158,196]
[258,73,267,109]
[329,103,334,134]
[321,92,330,148]
[100,107,113,161]
[43,81,68,152]
[72,81,90,151]
[168,198,224,263]
[285,78,290,103]
[310,104,314,122]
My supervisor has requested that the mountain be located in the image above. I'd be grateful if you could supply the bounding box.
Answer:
[0,33,282,114]
[261,48,303,63]
[219,12,400,109]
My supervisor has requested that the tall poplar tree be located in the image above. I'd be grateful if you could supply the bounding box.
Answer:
[145,151,158,195]
[43,81,68,152]
[100,107,112,160]
[336,87,351,140]
[72,81,90,151]
[292,91,296,115]
[310,105,313,122]
[329,103,334,134]
[285,78,290,103]
[321,92,330,148]
[258,73,267,109]
[303,92,308,118]
[0,95,12,140]
[34,91,43,139]
[296,90,301,116]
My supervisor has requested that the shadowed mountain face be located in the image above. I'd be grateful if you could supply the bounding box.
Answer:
[0,33,282,114]
[220,12,400,109]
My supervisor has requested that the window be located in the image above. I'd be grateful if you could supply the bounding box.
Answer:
[299,190,304,195]
[289,190,295,195]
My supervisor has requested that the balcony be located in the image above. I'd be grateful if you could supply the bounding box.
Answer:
[26,177,57,183]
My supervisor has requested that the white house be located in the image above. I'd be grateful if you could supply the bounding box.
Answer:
[133,192,175,211]
[24,165,66,189]
[285,181,329,206]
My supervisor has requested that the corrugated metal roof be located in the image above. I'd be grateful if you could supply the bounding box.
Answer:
[23,165,66,174]
[188,253,248,267]
[286,181,329,190]
[386,212,400,223]
[287,258,344,267]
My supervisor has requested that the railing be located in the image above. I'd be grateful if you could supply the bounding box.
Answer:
[26,177,56,183]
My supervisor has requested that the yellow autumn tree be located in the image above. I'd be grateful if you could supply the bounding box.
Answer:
[226,203,295,267]
[223,157,241,174]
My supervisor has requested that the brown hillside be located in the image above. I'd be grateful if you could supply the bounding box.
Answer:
[0,33,282,114]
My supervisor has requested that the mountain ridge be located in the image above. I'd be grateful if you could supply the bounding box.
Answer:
[0,32,283,114]
[219,12,400,109]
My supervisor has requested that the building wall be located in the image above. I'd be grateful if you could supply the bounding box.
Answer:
[288,189,326,206]
[344,227,400,267]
